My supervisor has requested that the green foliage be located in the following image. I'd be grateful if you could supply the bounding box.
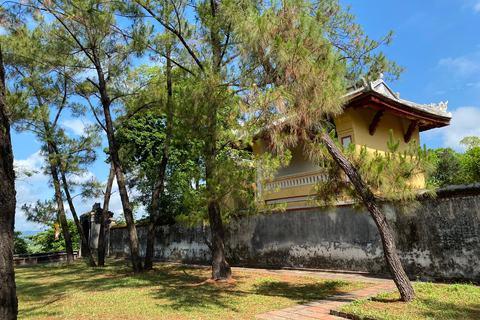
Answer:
[22,199,57,225]
[6,0,412,236]
[117,108,261,226]
[462,146,480,183]
[314,130,435,206]
[116,85,203,223]
[428,136,480,187]
[460,136,480,149]
[429,148,463,187]
[460,137,480,184]
[14,232,30,254]
[28,220,79,253]
[387,130,400,153]
[5,22,103,195]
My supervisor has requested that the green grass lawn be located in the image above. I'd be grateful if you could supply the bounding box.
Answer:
[15,260,366,319]
[339,282,480,320]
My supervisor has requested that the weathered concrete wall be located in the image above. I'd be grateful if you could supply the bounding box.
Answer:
[109,188,480,281]
[109,224,211,264]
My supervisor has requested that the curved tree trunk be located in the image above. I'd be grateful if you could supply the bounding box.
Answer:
[98,162,115,267]
[59,168,96,267]
[320,132,416,302]
[0,41,18,320]
[47,143,74,263]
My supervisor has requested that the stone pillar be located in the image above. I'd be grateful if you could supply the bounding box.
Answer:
[79,203,116,257]
[106,217,117,257]
[88,210,102,253]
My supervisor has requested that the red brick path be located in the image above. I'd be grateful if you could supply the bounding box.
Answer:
[230,267,397,320]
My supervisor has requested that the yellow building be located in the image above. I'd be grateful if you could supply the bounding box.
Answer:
[255,78,452,210]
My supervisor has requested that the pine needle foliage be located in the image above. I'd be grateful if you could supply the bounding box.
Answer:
[313,129,435,208]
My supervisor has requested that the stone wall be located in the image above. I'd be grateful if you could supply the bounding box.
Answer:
[109,223,211,264]
[108,185,480,281]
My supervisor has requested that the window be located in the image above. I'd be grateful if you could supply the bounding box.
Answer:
[341,136,352,148]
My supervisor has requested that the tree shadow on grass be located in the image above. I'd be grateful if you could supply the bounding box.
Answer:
[148,276,355,315]
[350,287,480,320]
[145,272,254,314]
[252,279,353,303]
[416,297,480,319]
[370,296,402,303]
[18,261,207,297]
[16,260,360,318]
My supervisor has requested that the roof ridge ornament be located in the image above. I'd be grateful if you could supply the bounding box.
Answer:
[422,101,448,112]
[361,77,372,92]
[438,101,448,112]
[361,77,368,87]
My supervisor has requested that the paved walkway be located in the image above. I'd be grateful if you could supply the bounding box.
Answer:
[231,267,397,320]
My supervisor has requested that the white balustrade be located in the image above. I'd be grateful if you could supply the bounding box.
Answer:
[265,171,328,191]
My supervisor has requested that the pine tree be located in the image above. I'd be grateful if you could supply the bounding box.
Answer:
[30,0,148,272]
[5,25,100,266]
[230,0,416,301]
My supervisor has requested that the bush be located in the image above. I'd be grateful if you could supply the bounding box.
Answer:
[29,219,79,253]
[429,137,480,187]
[14,231,30,254]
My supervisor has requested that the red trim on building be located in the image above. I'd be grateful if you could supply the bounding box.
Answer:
[348,94,450,132]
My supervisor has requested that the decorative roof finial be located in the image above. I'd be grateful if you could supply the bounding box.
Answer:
[378,72,384,80]
[438,101,448,111]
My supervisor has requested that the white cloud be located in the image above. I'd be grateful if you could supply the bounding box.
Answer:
[108,193,124,218]
[69,171,97,184]
[463,0,480,13]
[439,106,480,151]
[466,81,480,88]
[14,150,48,182]
[61,119,93,136]
[15,179,54,232]
[472,0,480,12]
[438,51,480,76]
[68,175,124,218]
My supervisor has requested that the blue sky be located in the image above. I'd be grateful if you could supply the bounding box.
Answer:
[11,0,480,232]
[353,0,480,149]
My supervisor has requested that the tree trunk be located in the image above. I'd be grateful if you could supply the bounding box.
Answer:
[208,199,231,280]
[98,162,115,267]
[204,0,231,281]
[204,106,231,280]
[104,104,143,272]
[320,132,416,302]
[144,129,171,270]
[204,89,231,280]
[0,41,18,320]
[58,167,96,267]
[145,48,173,271]
[92,47,143,272]
[47,143,74,263]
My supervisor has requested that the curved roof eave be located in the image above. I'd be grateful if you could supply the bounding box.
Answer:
[345,78,451,131]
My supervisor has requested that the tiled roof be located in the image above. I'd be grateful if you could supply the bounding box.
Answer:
[346,77,451,119]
